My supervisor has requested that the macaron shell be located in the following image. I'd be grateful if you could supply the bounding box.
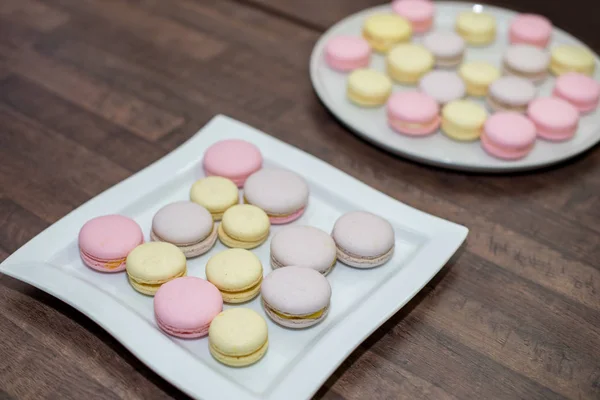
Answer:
[362,14,412,52]
[455,12,496,45]
[80,251,127,273]
[270,225,337,274]
[392,0,434,33]
[206,249,263,296]
[418,70,466,104]
[509,14,552,48]
[209,308,268,358]
[336,245,394,269]
[219,204,270,248]
[481,133,533,160]
[263,303,329,329]
[386,44,434,84]
[210,340,268,367]
[503,44,550,75]
[244,168,309,216]
[527,97,579,140]
[152,201,213,245]
[488,76,536,107]
[126,242,187,284]
[422,31,465,65]
[203,140,263,187]
[325,36,371,71]
[387,91,439,123]
[261,267,331,316]
[441,100,488,140]
[332,211,395,258]
[484,112,536,148]
[553,72,600,113]
[189,176,239,219]
[79,215,144,261]
[550,45,596,76]
[268,207,306,225]
[347,68,393,106]
[154,277,223,338]
[459,62,500,96]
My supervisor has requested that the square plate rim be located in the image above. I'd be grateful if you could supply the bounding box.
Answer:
[0,114,468,400]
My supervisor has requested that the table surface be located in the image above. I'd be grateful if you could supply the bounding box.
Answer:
[1,0,599,399]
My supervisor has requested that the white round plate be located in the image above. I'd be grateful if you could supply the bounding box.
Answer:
[310,2,600,172]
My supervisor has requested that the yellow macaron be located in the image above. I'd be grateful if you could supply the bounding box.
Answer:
[386,44,434,84]
[126,242,187,295]
[459,61,500,97]
[550,45,596,76]
[206,249,263,303]
[362,14,412,53]
[347,68,393,107]
[218,204,270,249]
[441,100,488,141]
[455,11,496,46]
[190,176,239,221]
[209,308,268,367]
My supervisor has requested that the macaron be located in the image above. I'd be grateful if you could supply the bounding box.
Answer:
[509,14,552,48]
[481,112,537,160]
[455,11,496,46]
[270,226,337,275]
[78,215,143,273]
[209,308,268,367]
[331,211,395,268]
[261,267,332,329]
[487,76,536,113]
[441,100,488,141]
[126,242,187,296]
[150,201,217,258]
[386,43,434,84]
[550,45,595,76]
[202,139,262,187]
[527,97,580,141]
[244,168,309,224]
[190,176,239,221]
[218,204,270,249]
[206,249,263,303]
[503,44,550,84]
[553,72,600,113]
[387,91,440,136]
[325,36,371,72]
[419,70,466,105]
[346,68,392,107]
[459,61,500,97]
[422,31,466,68]
[391,0,435,34]
[362,14,412,53]
[154,277,223,338]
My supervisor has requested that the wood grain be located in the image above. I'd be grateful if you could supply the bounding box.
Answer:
[1,0,599,399]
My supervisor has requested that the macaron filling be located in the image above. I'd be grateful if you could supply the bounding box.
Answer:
[486,95,528,113]
[503,63,548,82]
[347,85,389,106]
[480,133,534,160]
[150,224,217,257]
[436,53,464,67]
[217,223,269,249]
[335,243,394,268]
[209,340,269,367]
[532,122,578,141]
[388,114,441,136]
[80,250,129,272]
[456,25,495,45]
[128,268,187,295]
[263,300,328,322]
[155,313,210,338]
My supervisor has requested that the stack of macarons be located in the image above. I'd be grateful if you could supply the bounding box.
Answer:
[323,1,599,161]
[77,139,397,368]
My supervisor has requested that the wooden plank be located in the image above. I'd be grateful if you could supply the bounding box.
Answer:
[0,0,69,32]
[3,48,185,141]
[0,199,48,253]
[0,75,166,172]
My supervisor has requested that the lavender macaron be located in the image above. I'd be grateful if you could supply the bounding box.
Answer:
[150,201,217,258]
[422,31,465,68]
[487,76,536,113]
[270,226,337,275]
[244,168,309,224]
[261,267,331,329]
[332,211,395,268]
[419,70,466,105]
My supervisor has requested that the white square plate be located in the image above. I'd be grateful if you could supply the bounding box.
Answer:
[0,115,468,400]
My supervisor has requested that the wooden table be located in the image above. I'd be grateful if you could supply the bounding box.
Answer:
[1,0,599,399]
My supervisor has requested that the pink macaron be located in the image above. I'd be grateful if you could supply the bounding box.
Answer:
[553,72,600,114]
[78,215,144,273]
[325,36,371,72]
[481,112,536,160]
[509,14,552,48]
[203,139,263,187]
[527,97,580,141]
[154,276,223,338]
[392,0,435,33]
[387,91,440,136]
